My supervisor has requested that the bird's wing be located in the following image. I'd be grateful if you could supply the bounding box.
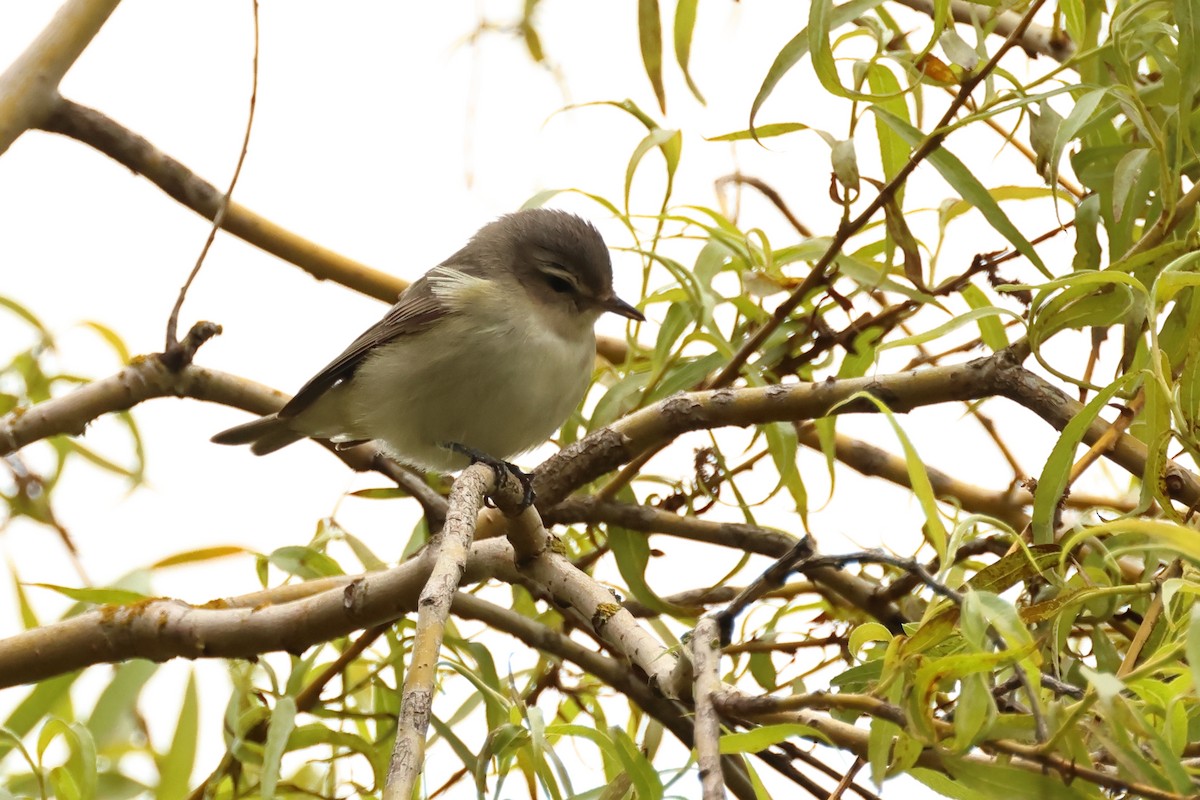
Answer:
[278,276,449,418]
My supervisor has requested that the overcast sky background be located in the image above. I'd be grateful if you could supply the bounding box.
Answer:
[0,1,1105,796]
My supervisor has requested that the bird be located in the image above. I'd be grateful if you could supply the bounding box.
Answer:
[211,208,644,497]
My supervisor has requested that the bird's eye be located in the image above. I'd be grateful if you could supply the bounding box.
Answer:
[541,265,576,294]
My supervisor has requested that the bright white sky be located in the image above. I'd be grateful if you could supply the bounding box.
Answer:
[0,1,1110,797]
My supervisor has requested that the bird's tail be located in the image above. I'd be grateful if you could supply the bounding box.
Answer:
[211,414,306,455]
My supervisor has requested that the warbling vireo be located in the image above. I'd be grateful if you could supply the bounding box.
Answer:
[212,209,643,486]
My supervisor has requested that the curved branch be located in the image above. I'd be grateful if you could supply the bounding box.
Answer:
[534,349,1200,512]
[34,98,632,363]
[39,99,403,302]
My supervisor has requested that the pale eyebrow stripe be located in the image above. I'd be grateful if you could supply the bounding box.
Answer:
[537,263,582,289]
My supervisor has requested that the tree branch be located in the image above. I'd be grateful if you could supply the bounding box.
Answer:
[0,0,120,154]
[692,616,727,799]
[385,463,498,799]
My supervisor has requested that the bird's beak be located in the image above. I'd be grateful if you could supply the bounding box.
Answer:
[601,294,645,321]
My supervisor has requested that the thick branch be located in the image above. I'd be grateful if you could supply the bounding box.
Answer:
[0,538,517,689]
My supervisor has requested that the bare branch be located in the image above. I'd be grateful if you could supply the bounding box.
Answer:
[165,0,260,350]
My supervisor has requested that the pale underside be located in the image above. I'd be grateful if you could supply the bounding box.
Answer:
[291,272,597,471]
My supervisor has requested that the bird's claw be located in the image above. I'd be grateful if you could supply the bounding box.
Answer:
[441,442,536,511]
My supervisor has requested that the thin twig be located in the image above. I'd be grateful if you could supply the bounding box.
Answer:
[165,0,260,350]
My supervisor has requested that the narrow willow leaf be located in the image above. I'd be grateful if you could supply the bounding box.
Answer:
[624,127,682,212]
[881,192,922,287]
[942,754,1100,799]
[1187,606,1200,710]
[706,122,809,142]
[961,284,1009,351]
[1047,89,1108,189]
[25,583,147,605]
[79,320,131,364]
[1031,373,1137,543]
[865,63,910,190]
[719,723,829,754]
[748,0,884,134]
[966,544,1059,594]
[836,392,947,560]
[638,0,666,113]
[151,546,249,568]
[157,672,198,800]
[1112,147,1151,222]
[261,696,297,800]
[268,545,344,579]
[607,523,692,618]
[673,0,704,104]
[872,107,1049,275]
[87,660,158,750]
[611,725,663,800]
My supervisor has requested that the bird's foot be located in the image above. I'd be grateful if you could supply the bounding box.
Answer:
[441,442,535,511]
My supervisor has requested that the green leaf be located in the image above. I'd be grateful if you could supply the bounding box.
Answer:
[849,622,893,657]
[749,0,884,134]
[865,63,910,190]
[156,672,198,800]
[261,696,297,800]
[836,392,946,561]
[673,0,704,104]
[150,546,249,569]
[624,127,682,212]
[966,544,1059,594]
[38,719,96,800]
[706,122,810,142]
[872,107,1049,276]
[719,723,829,753]
[638,0,666,113]
[0,295,54,347]
[87,660,158,750]
[348,487,409,500]
[25,583,148,606]
[607,524,693,618]
[942,754,1101,800]
[961,284,1010,351]
[610,725,663,800]
[1031,372,1137,543]
[268,545,344,580]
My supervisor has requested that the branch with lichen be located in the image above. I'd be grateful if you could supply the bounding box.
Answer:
[692,616,727,799]
[384,463,499,799]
